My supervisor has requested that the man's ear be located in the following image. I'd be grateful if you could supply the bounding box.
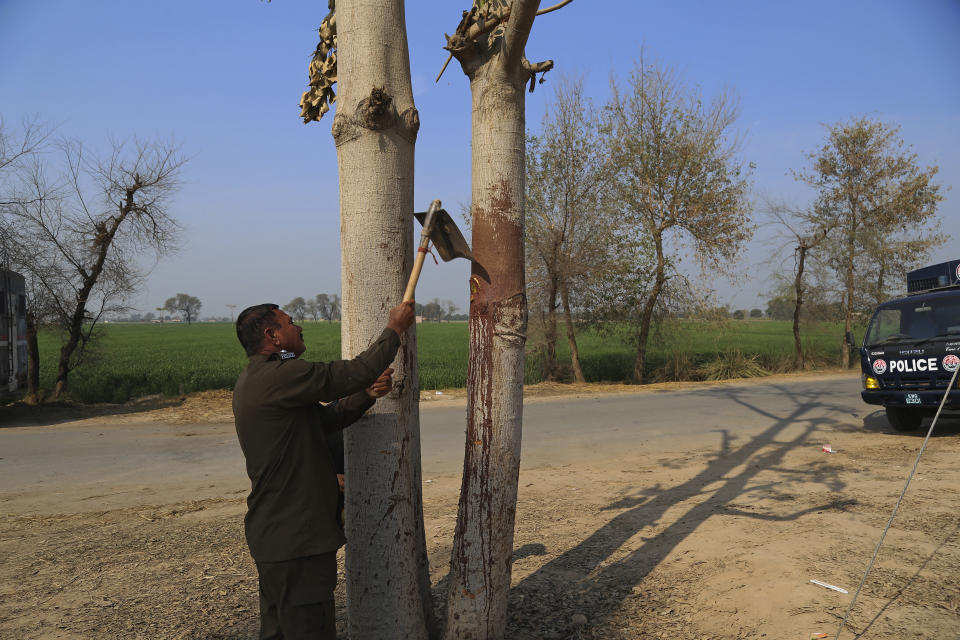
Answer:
[264,325,278,345]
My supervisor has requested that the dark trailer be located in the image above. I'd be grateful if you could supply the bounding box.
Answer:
[907,258,960,293]
[1,269,28,395]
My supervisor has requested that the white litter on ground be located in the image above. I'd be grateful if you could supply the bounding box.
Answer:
[810,579,848,594]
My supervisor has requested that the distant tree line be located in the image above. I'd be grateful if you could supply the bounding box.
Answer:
[282,295,462,324]
[284,293,341,322]
[416,298,461,322]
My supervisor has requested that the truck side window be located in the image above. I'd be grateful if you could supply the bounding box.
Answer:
[18,294,26,318]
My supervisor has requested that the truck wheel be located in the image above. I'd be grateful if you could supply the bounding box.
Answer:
[885,407,923,432]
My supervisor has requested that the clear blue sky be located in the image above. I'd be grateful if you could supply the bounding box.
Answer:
[2,0,958,318]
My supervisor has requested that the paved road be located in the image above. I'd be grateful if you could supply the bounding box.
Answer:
[0,374,877,514]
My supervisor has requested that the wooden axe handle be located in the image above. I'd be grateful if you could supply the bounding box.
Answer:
[403,246,428,302]
[403,199,441,303]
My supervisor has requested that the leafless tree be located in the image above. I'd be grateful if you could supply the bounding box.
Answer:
[0,117,52,187]
[2,135,185,400]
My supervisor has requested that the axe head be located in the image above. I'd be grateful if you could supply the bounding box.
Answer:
[414,207,474,262]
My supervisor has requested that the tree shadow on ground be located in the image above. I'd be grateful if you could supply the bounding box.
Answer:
[0,395,188,428]
[503,383,856,639]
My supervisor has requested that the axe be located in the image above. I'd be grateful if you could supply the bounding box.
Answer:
[402,199,474,302]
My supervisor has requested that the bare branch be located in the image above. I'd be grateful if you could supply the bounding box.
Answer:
[464,5,512,41]
[503,0,541,71]
[435,53,454,83]
[536,0,573,16]
[522,58,554,92]
[0,116,54,173]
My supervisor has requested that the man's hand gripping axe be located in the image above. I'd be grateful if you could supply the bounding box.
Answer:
[402,200,474,302]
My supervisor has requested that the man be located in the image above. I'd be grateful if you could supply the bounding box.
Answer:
[232,300,416,639]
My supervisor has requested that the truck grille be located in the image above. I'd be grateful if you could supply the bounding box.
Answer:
[882,372,955,390]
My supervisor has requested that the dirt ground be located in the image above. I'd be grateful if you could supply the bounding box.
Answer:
[2,380,959,639]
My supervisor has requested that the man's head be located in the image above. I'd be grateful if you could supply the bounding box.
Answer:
[236,304,307,357]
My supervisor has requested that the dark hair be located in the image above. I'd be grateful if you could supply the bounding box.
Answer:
[236,304,280,356]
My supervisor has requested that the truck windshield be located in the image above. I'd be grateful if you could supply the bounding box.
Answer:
[865,298,960,346]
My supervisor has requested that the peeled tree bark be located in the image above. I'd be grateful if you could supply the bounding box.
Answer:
[303,2,432,637]
[441,1,557,637]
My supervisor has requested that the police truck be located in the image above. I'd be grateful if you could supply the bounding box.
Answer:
[858,259,960,431]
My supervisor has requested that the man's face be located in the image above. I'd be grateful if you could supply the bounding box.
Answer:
[270,309,306,356]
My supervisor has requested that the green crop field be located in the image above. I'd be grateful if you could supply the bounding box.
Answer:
[32,319,851,404]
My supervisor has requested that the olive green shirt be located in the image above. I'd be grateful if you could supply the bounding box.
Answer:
[232,328,401,562]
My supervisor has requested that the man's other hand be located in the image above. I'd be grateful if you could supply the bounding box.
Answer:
[387,300,416,336]
[366,368,395,399]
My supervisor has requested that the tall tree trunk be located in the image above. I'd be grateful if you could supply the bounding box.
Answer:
[53,310,83,399]
[446,64,528,640]
[632,234,665,384]
[25,309,41,404]
[444,3,552,634]
[442,4,550,636]
[875,237,886,306]
[841,219,856,369]
[51,208,124,400]
[543,274,558,379]
[792,245,807,370]
[333,3,432,638]
[560,280,584,382]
